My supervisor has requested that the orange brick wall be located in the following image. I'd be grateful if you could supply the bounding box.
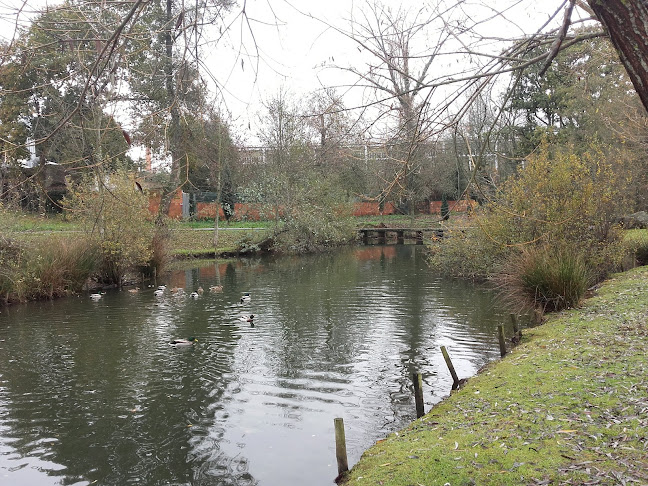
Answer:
[429,199,477,214]
[148,189,183,219]
[196,202,226,219]
[148,194,477,220]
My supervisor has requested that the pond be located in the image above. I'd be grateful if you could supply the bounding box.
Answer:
[0,245,514,485]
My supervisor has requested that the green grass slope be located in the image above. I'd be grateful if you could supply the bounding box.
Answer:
[345,267,648,485]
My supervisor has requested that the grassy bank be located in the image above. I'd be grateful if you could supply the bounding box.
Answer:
[343,266,648,485]
[355,214,449,228]
[168,227,270,257]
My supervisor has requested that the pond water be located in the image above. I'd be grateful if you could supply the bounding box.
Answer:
[0,245,515,486]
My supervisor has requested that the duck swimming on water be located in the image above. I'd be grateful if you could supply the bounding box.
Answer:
[240,292,251,303]
[169,337,198,347]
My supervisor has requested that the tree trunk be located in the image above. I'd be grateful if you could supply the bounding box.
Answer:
[213,162,221,249]
[588,0,648,113]
[157,0,181,223]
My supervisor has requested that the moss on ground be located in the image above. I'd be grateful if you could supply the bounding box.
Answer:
[344,267,648,485]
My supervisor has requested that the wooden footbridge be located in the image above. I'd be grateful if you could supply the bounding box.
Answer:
[358,227,444,245]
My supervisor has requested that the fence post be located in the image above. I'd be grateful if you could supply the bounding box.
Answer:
[509,313,519,334]
[334,418,349,476]
[413,373,425,418]
[441,346,460,390]
[498,325,507,357]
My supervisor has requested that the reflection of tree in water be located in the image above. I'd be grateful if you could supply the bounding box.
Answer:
[0,248,505,485]
[246,246,507,432]
[0,295,256,485]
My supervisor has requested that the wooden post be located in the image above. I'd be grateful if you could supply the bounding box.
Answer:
[378,229,386,244]
[510,313,519,334]
[334,418,349,476]
[416,230,424,245]
[498,325,507,357]
[413,373,424,418]
[397,230,404,244]
[362,230,368,245]
[441,346,460,390]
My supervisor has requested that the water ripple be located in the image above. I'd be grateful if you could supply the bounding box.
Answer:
[0,246,516,486]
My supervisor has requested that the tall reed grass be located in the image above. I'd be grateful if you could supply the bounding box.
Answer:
[0,237,100,304]
[495,246,592,314]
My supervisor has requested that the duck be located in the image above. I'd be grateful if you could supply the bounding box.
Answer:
[190,291,200,299]
[209,285,223,293]
[90,292,104,301]
[169,337,198,347]
[240,292,251,303]
[127,288,139,294]
[197,286,204,295]
[157,285,167,291]
[239,314,255,323]
[171,287,184,294]
[154,289,165,297]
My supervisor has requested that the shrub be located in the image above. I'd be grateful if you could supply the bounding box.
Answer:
[494,245,591,313]
[622,229,648,267]
[63,171,156,285]
[427,224,508,280]
[429,142,630,281]
[429,142,633,314]
[145,226,170,277]
[273,203,356,253]
[270,177,356,254]
[0,237,100,303]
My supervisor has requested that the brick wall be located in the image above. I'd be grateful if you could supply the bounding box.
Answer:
[148,194,477,220]
[429,199,477,214]
[352,202,397,216]
[148,189,183,219]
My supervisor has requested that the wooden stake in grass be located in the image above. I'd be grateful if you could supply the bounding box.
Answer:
[441,346,460,390]
[510,313,519,335]
[413,373,424,418]
[510,313,522,345]
[334,418,349,476]
[498,325,507,357]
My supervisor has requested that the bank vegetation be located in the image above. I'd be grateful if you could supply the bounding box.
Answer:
[343,264,648,485]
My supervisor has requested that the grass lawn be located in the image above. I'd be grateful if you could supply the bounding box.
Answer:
[0,212,78,231]
[2,210,452,232]
[168,227,271,257]
[343,265,648,485]
[176,219,274,229]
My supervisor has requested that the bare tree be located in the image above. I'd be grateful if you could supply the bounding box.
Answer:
[335,1,462,212]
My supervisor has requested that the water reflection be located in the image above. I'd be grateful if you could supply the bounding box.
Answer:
[0,246,514,485]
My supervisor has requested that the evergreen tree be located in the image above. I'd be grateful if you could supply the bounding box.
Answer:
[441,195,450,221]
